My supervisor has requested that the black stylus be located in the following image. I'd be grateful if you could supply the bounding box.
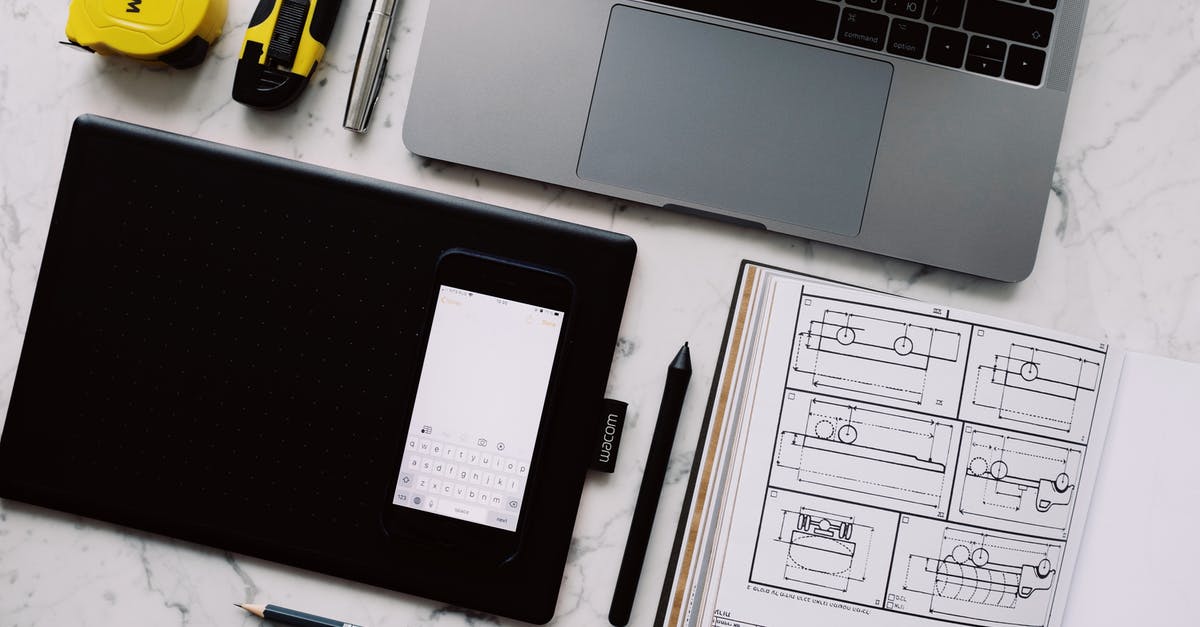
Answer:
[609,342,693,626]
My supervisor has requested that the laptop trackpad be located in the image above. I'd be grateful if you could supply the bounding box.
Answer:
[578,7,893,236]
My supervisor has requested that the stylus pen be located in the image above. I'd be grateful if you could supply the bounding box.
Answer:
[343,0,399,132]
[609,342,692,626]
[236,602,364,627]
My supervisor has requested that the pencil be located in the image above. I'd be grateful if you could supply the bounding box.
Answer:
[236,602,364,627]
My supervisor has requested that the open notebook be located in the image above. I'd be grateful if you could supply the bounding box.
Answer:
[657,262,1141,627]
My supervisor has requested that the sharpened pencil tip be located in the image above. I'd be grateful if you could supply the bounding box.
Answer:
[237,603,267,618]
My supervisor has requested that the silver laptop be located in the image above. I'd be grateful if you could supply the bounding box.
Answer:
[404,0,1086,281]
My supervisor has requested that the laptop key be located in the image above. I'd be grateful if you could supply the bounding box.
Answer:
[925,27,967,68]
[845,0,885,10]
[1030,0,1057,8]
[965,54,1003,77]
[655,1,844,42]
[773,1,843,40]
[923,0,965,28]
[1004,44,1047,85]
[838,8,889,51]
[968,35,1006,61]
[963,0,1055,48]
[887,19,928,59]
[885,0,924,19]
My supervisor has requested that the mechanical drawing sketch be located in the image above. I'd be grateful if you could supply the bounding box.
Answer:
[952,426,1084,539]
[788,295,970,417]
[962,328,1104,443]
[771,391,960,517]
[661,273,1116,627]
[751,490,897,607]
[889,518,1063,627]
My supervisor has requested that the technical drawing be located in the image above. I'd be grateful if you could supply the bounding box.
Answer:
[772,393,959,516]
[953,426,1084,539]
[963,328,1105,443]
[889,519,1063,627]
[779,506,872,593]
[788,295,969,417]
[750,490,897,607]
[793,309,960,404]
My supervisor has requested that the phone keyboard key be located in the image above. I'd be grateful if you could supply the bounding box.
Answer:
[398,436,527,530]
[489,511,516,528]
[437,499,486,523]
[1005,45,1047,86]
[926,27,968,68]
[838,8,889,51]
[963,0,1055,48]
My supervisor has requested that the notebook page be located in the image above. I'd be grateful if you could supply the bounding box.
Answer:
[662,264,1121,627]
[1062,352,1200,625]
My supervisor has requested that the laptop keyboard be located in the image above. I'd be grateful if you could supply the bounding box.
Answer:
[650,0,1057,87]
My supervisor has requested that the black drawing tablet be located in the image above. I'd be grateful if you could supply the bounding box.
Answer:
[0,115,636,623]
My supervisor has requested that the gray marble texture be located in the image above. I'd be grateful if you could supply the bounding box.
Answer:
[0,0,1198,625]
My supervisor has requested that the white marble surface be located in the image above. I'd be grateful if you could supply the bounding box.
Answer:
[1,0,1198,625]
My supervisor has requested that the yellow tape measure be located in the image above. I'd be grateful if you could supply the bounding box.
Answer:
[64,0,227,69]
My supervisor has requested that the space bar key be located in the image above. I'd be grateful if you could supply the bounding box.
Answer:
[767,1,842,40]
[653,1,842,41]
[437,500,486,523]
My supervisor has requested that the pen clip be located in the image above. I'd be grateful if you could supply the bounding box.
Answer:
[362,45,390,128]
[343,10,394,133]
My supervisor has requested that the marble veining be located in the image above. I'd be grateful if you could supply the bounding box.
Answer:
[1,0,1198,625]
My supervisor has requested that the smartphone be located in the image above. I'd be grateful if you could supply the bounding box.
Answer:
[382,250,573,557]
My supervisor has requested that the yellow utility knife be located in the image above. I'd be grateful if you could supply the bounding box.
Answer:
[233,0,342,109]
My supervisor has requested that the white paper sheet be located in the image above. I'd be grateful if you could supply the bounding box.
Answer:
[662,264,1123,627]
[1062,352,1200,625]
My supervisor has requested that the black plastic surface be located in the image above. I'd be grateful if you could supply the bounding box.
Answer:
[0,115,637,624]
[233,44,311,110]
[267,0,311,66]
[158,35,211,69]
[248,0,274,26]
[308,0,342,45]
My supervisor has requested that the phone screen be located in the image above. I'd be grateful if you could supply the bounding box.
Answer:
[392,284,564,531]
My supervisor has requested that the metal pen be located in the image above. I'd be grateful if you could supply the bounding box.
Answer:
[343,0,399,132]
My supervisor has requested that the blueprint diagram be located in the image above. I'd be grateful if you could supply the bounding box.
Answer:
[666,271,1115,627]
[771,391,960,517]
[952,426,1084,539]
[788,295,971,417]
[962,328,1105,444]
[751,490,897,607]
[891,518,1063,627]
